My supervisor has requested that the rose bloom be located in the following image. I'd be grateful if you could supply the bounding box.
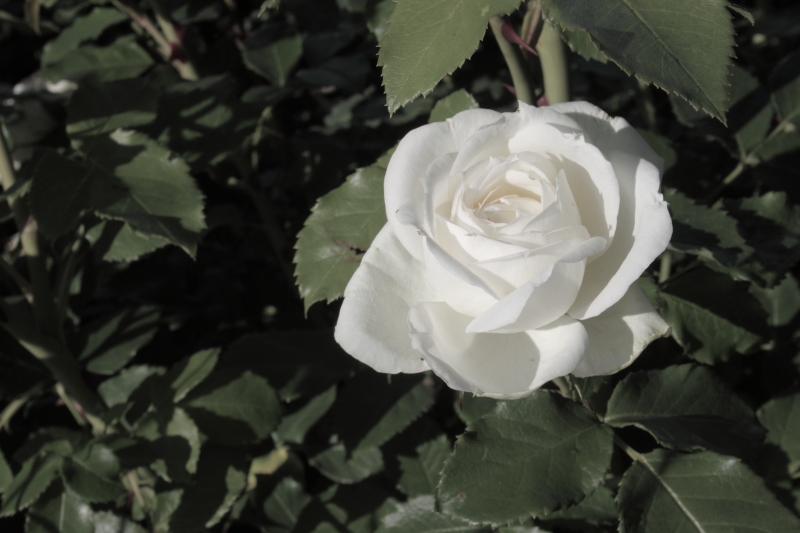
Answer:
[334,101,671,399]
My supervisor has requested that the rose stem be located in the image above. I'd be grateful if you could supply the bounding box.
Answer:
[489,16,536,105]
[535,19,570,104]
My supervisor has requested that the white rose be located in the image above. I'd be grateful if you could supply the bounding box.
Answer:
[334,101,671,399]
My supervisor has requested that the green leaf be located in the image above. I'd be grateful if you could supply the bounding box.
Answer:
[60,458,126,503]
[378,0,524,113]
[0,449,11,492]
[559,28,607,64]
[378,495,489,533]
[0,453,62,517]
[618,449,800,533]
[310,445,384,484]
[397,434,450,497]
[98,365,166,407]
[757,393,800,476]
[66,79,159,152]
[454,394,498,425]
[294,149,392,312]
[41,7,128,65]
[39,36,155,83]
[605,364,763,456]
[641,267,768,364]
[27,483,94,533]
[541,0,735,123]
[728,64,773,155]
[93,511,148,533]
[182,369,281,445]
[243,34,303,86]
[428,89,479,123]
[30,151,98,239]
[263,477,312,528]
[438,391,614,524]
[79,306,160,375]
[277,386,337,444]
[539,483,617,528]
[166,348,220,403]
[168,445,248,532]
[222,332,356,402]
[89,130,206,256]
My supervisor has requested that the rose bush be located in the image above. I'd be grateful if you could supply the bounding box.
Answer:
[334,101,672,398]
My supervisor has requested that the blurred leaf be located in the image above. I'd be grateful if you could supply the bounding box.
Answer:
[66,79,159,152]
[294,148,392,312]
[39,36,154,83]
[263,477,312,528]
[641,268,768,364]
[182,369,281,445]
[168,444,248,532]
[0,453,62,517]
[377,495,489,533]
[310,445,383,484]
[41,7,127,65]
[605,364,763,456]
[728,64,773,155]
[397,434,450,497]
[454,394,498,425]
[542,0,734,123]
[222,332,356,401]
[89,130,206,256]
[367,0,395,42]
[98,365,166,407]
[0,450,10,493]
[618,450,800,533]
[79,306,160,375]
[770,49,800,127]
[438,392,614,524]
[93,511,147,533]
[27,482,94,533]
[60,458,126,503]
[428,89,479,123]
[327,373,435,453]
[751,272,800,327]
[277,386,337,444]
[30,151,96,239]
[559,28,607,64]
[728,4,755,25]
[757,393,800,476]
[85,219,170,263]
[378,0,523,113]
[243,34,303,87]
[166,348,220,403]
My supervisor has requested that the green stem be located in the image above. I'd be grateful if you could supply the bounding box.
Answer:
[0,129,59,337]
[551,376,571,396]
[0,254,33,303]
[613,433,646,463]
[637,80,658,131]
[150,0,199,80]
[536,20,570,104]
[55,225,85,343]
[489,16,535,105]
[702,161,746,204]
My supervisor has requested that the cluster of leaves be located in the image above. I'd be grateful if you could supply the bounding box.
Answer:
[0,1,798,533]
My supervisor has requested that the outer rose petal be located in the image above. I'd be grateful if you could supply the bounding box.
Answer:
[548,101,663,173]
[334,224,439,374]
[572,283,670,377]
[408,302,588,398]
[568,150,672,319]
[385,109,502,260]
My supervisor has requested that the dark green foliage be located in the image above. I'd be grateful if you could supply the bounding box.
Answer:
[0,1,798,533]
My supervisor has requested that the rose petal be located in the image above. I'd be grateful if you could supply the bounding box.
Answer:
[548,101,663,173]
[466,236,606,333]
[385,110,502,259]
[568,150,672,319]
[408,302,588,398]
[572,283,670,377]
[334,224,438,373]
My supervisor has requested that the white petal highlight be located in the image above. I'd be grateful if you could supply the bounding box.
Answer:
[334,224,438,374]
[572,283,670,377]
[569,150,672,319]
[408,302,588,398]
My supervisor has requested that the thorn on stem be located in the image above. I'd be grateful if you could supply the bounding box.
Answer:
[501,21,538,55]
